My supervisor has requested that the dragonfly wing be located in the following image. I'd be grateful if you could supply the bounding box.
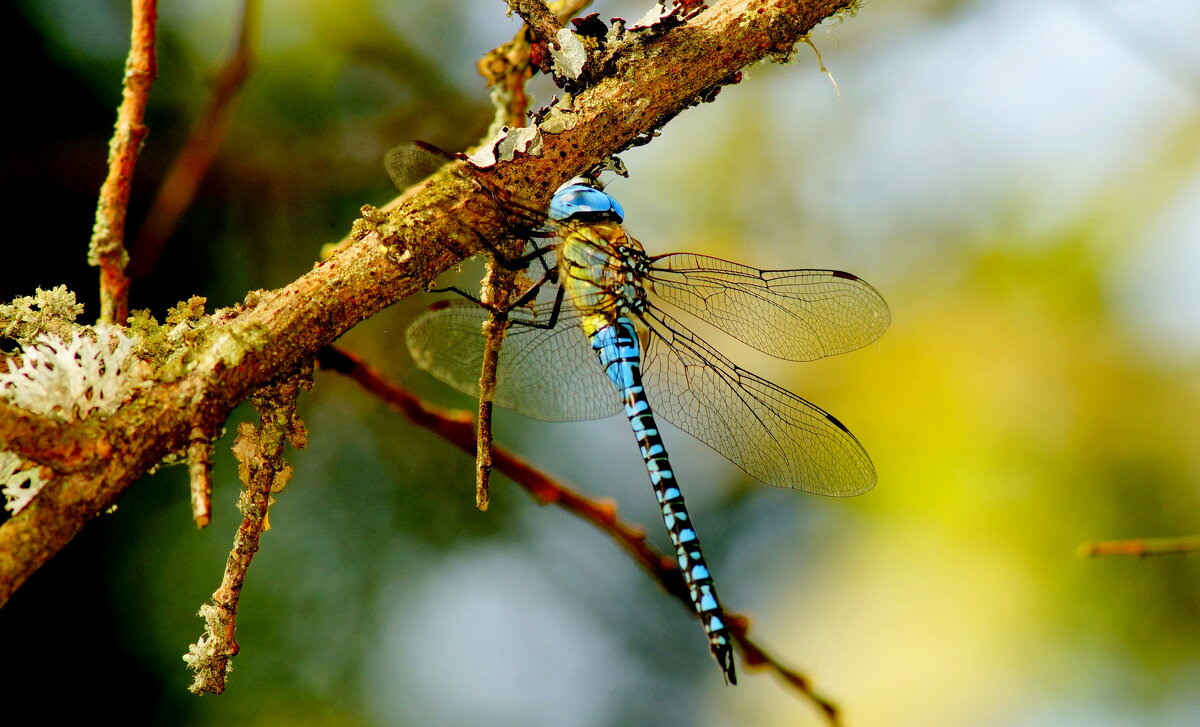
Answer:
[640,309,876,496]
[648,253,890,361]
[406,300,621,421]
[385,141,557,241]
[385,142,450,191]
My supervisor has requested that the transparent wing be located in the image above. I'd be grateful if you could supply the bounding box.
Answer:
[384,141,555,241]
[385,142,450,191]
[406,300,621,421]
[648,253,890,362]
[640,308,876,496]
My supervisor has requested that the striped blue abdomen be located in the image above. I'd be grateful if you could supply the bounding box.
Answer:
[589,318,737,683]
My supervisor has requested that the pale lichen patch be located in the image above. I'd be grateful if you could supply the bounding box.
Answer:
[551,28,587,80]
[0,451,48,515]
[0,324,147,421]
[467,126,544,169]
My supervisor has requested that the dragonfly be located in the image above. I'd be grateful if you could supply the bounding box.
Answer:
[403,154,890,684]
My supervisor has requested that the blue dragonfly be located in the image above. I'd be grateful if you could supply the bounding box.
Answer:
[405,165,889,684]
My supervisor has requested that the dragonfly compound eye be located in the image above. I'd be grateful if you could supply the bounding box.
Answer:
[549,183,626,223]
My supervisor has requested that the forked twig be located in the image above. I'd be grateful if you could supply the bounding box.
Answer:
[471,1,566,509]
[316,345,842,724]
[184,369,310,694]
[479,1,592,140]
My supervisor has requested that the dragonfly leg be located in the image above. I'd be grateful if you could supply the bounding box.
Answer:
[497,238,558,271]
[429,260,560,317]
[459,224,557,272]
[506,283,566,331]
[425,285,487,305]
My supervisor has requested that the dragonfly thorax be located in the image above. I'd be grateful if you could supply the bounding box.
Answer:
[558,222,651,333]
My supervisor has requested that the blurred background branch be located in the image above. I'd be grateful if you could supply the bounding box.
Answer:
[317,344,843,721]
[130,0,261,279]
[1080,536,1200,557]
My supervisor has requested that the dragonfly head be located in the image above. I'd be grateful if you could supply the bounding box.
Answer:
[549,182,625,224]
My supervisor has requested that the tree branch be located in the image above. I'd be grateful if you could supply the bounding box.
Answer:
[0,400,109,473]
[0,0,854,607]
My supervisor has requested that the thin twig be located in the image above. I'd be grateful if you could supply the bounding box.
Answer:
[506,0,563,44]
[479,1,591,129]
[475,311,509,511]
[131,0,261,278]
[1079,535,1200,557]
[472,7,554,510]
[316,345,841,723]
[89,0,159,324]
[187,428,214,528]
[472,265,536,511]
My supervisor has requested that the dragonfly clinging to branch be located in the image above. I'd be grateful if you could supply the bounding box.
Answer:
[396,143,890,683]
